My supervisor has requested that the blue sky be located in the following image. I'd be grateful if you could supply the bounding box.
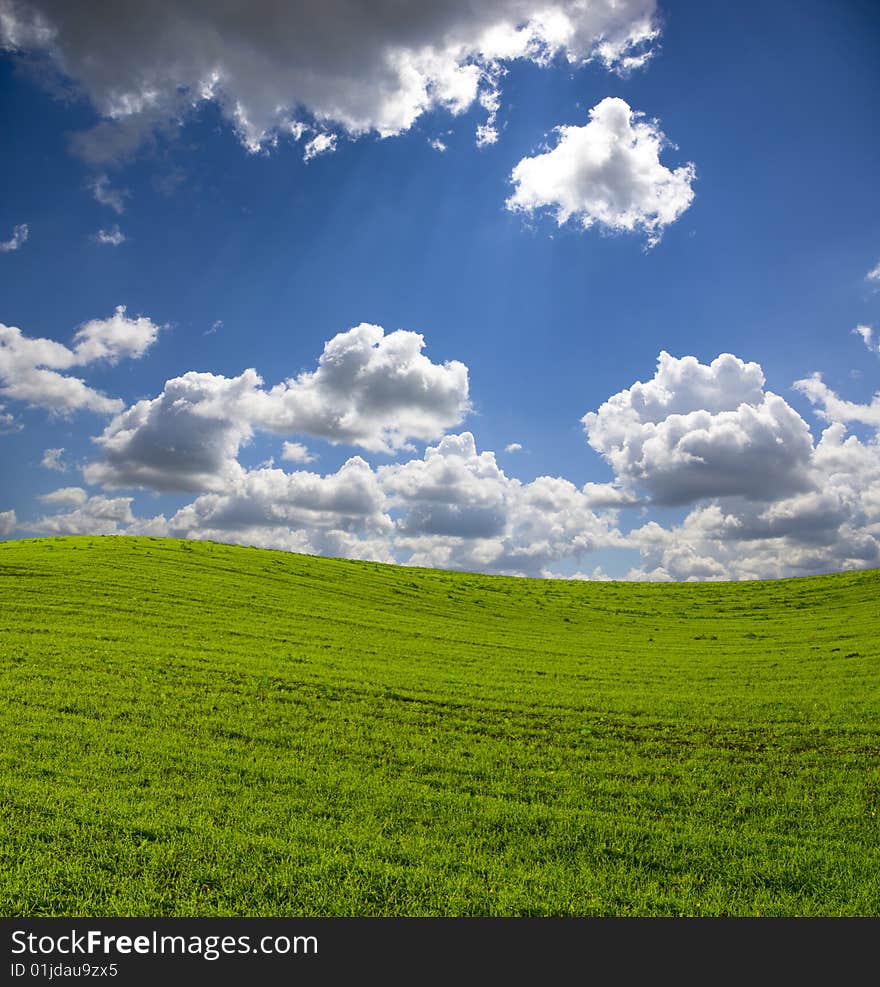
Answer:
[1,0,879,580]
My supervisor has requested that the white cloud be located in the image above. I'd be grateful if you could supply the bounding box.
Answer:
[475,86,501,147]
[506,97,695,246]
[30,493,136,535]
[853,324,879,355]
[583,351,814,505]
[580,482,640,508]
[170,457,390,537]
[428,137,447,152]
[40,447,67,470]
[866,261,880,283]
[205,320,223,336]
[0,1,658,162]
[38,485,87,506]
[793,373,880,427]
[281,441,316,464]
[85,369,257,492]
[86,322,470,491]
[303,133,336,162]
[93,225,126,246]
[90,173,126,213]
[70,305,160,364]
[69,430,622,576]
[0,307,161,415]
[0,509,16,536]
[475,123,499,148]
[504,442,522,453]
[619,360,880,581]
[254,323,469,453]
[380,432,621,575]
[0,223,28,252]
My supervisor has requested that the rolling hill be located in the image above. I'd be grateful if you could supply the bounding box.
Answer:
[1,535,878,916]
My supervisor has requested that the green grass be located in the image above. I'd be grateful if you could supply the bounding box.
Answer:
[1,535,878,916]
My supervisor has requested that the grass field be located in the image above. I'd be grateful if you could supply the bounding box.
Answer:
[0,535,878,916]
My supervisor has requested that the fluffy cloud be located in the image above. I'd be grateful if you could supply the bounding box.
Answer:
[583,352,814,504]
[0,223,28,252]
[628,471,880,582]
[622,385,880,582]
[0,509,16,535]
[866,261,880,283]
[26,335,880,583]
[381,432,622,575]
[0,1,657,162]
[69,305,159,364]
[281,441,316,464]
[86,323,470,491]
[506,97,695,245]
[170,457,390,537]
[29,493,135,535]
[38,485,87,506]
[0,306,161,415]
[85,369,258,493]
[54,430,620,576]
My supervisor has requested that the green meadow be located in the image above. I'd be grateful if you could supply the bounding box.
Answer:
[0,535,878,916]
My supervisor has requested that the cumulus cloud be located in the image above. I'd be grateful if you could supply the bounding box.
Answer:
[617,361,880,581]
[0,1,658,162]
[56,430,621,576]
[38,485,87,506]
[628,465,880,581]
[380,432,622,575]
[0,509,16,536]
[866,261,880,283]
[84,369,258,493]
[583,351,814,505]
[93,225,126,246]
[170,457,390,537]
[281,441,316,464]
[30,493,135,535]
[0,306,161,415]
[86,322,470,491]
[70,305,159,364]
[504,442,522,453]
[0,223,28,252]
[506,97,695,245]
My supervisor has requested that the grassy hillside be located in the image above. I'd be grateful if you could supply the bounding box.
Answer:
[1,535,878,916]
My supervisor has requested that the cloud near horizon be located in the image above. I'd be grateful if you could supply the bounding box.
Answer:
[7,319,880,583]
